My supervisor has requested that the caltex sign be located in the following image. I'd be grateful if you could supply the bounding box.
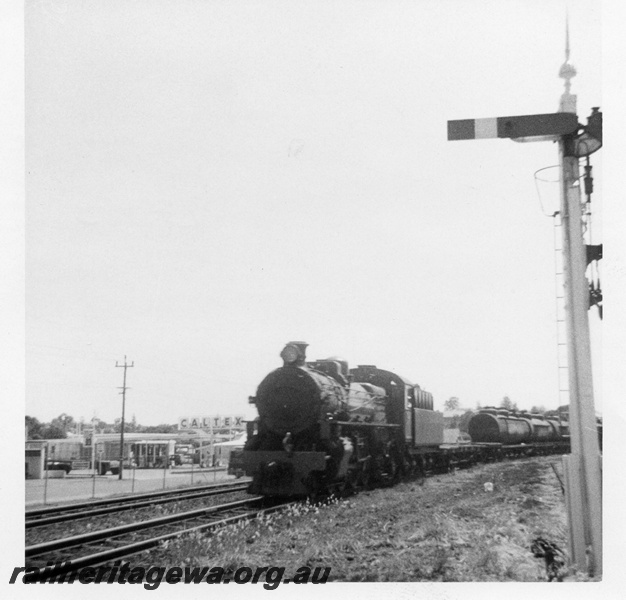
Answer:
[178,415,245,430]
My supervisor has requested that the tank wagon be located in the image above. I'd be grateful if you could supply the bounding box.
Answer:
[467,407,569,456]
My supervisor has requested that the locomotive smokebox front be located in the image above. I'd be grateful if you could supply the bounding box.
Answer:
[256,367,322,435]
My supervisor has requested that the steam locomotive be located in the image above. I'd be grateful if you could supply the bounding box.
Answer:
[242,342,475,497]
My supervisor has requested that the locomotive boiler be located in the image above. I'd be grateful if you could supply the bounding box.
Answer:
[242,342,444,497]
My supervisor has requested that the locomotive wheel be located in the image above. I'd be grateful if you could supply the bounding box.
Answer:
[388,454,402,486]
[402,454,414,482]
[413,456,427,485]
[344,469,359,496]
[327,481,346,500]
[304,472,327,503]
[411,456,421,479]
[359,469,371,490]
[440,454,452,473]
[403,456,414,480]
[382,464,395,487]
[358,462,374,490]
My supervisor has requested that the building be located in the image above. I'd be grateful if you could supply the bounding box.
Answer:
[213,433,247,467]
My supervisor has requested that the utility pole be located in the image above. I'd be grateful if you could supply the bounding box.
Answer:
[447,22,602,576]
[116,356,134,480]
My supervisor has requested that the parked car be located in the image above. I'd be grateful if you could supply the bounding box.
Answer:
[96,460,120,475]
[45,460,72,474]
[228,449,245,478]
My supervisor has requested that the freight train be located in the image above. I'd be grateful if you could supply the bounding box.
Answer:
[240,342,573,498]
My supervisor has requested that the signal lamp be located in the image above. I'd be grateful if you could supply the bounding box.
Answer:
[573,108,602,157]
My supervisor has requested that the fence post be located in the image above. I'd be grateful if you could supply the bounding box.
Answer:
[43,442,49,506]
[92,446,100,499]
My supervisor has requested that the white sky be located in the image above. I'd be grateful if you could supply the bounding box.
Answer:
[22,0,607,426]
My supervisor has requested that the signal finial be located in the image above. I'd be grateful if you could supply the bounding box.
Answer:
[558,14,577,113]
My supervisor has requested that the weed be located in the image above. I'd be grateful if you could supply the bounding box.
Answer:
[140,456,572,582]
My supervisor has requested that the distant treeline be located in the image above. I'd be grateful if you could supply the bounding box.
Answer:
[25,414,177,439]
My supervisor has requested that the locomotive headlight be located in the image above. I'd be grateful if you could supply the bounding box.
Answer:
[280,344,300,365]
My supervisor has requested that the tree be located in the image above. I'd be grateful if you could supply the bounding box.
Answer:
[141,424,178,434]
[444,397,460,411]
[458,410,475,432]
[25,416,43,440]
[39,424,67,439]
[126,414,139,433]
[530,405,546,414]
[50,413,75,434]
[90,418,109,433]
[500,396,518,412]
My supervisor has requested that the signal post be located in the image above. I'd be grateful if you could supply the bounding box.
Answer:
[447,36,602,576]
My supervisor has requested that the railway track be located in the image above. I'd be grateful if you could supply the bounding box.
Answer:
[26,481,250,528]
[25,497,295,581]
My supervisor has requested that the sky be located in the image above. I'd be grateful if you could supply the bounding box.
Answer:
[21,0,608,427]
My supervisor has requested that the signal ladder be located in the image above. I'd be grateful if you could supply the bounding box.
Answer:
[552,213,570,407]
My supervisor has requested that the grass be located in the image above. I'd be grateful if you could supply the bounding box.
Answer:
[140,455,591,582]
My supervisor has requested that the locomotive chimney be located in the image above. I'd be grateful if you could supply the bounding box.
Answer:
[280,341,308,366]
